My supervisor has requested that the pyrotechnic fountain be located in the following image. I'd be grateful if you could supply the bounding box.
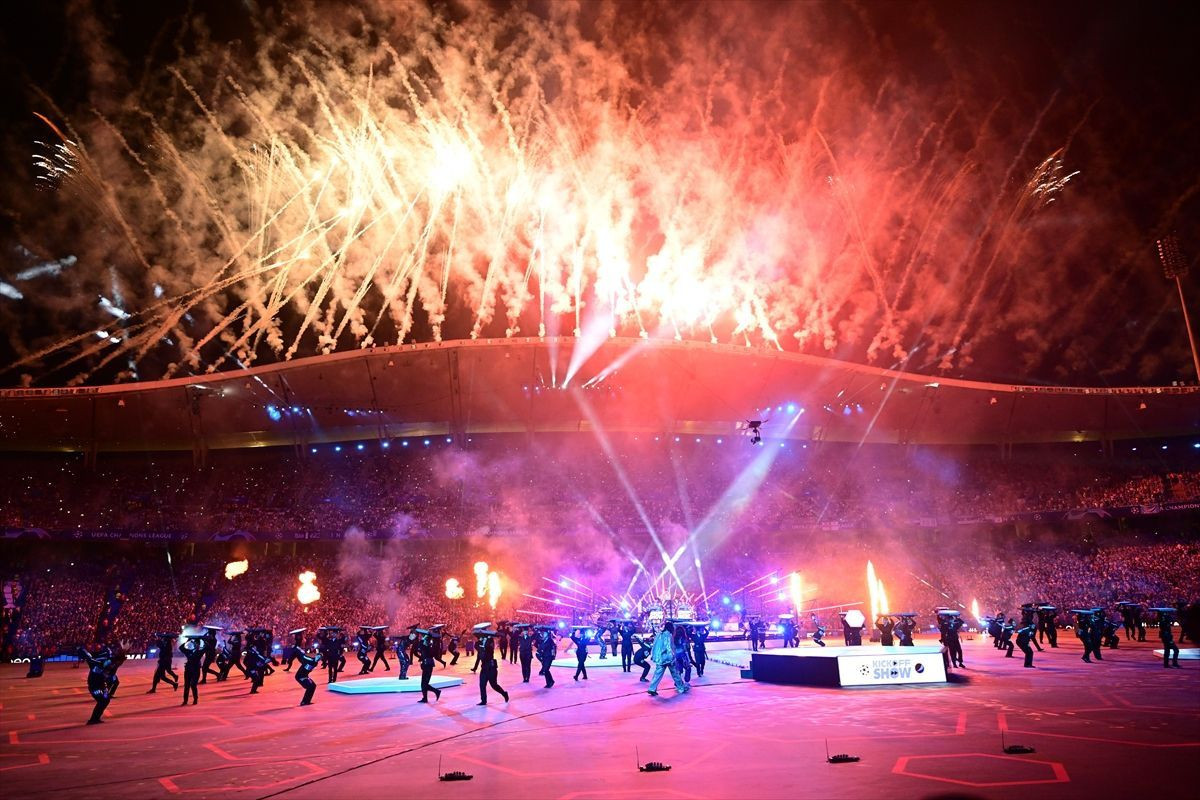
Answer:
[788,572,804,614]
[297,570,321,605]
[866,560,888,620]
[473,561,503,610]
[225,559,249,580]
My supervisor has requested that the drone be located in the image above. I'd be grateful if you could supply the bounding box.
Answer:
[736,419,767,445]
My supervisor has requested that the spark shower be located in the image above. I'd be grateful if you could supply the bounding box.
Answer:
[7,0,1184,387]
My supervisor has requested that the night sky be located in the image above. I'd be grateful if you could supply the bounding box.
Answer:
[0,0,1197,388]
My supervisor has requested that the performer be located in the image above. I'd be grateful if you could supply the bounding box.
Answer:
[517,625,535,682]
[1038,606,1059,648]
[256,628,279,673]
[1020,604,1044,652]
[633,633,653,681]
[333,628,349,675]
[213,635,231,682]
[1015,619,1037,668]
[810,614,826,647]
[895,614,916,647]
[25,646,45,679]
[747,618,761,652]
[647,622,689,697]
[508,623,520,665]
[620,621,636,672]
[673,622,692,684]
[395,626,415,680]
[217,630,246,682]
[179,634,205,706]
[79,643,120,725]
[447,630,462,666]
[1102,614,1120,649]
[474,628,510,705]
[294,645,320,706]
[369,625,392,671]
[988,614,1004,649]
[1000,618,1016,657]
[318,627,344,684]
[1082,609,1104,662]
[354,627,374,674]
[691,623,709,677]
[1074,611,1094,662]
[570,626,591,681]
[496,622,509,662]
[781,615,799,648]
[535,625,557,688]
[1156,608,1181,668]
[416,629,442,703]
[200,625,221,683]
[938,612,965,668]
[244,637,268,694]
[284,628,306,671]
[876,614,895,646]
[1036,605,1051,646]
[148,632,179,693]
[430,624,448,668]
[1132,604,1147,641]
[1120,602,1137,641]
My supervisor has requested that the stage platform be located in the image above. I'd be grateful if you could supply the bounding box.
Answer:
[550,653,625,669]
[2,634,1196,800]
[752,645,947,687]
[1154,647,1200,660]
[326,675,463,694]
[707,648,752,670]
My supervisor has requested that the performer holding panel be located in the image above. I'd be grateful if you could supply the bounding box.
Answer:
[474,627,510,706]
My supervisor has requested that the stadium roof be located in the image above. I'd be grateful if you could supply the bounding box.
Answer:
[0,338,1197,453]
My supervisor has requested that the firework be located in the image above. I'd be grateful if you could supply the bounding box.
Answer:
[224,559,249,580]
[445,577,465,600]
[8,3,1100,387]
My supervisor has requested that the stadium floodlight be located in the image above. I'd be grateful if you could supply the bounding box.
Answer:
[736,419,765,446]
[1157,235,1200,382]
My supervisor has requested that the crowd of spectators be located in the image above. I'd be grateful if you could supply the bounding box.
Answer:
[1,435,1196,659]
[1,437,1197,540]
[3,534,1197,659]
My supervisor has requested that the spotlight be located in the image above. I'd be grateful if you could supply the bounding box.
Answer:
[356,443,365,451]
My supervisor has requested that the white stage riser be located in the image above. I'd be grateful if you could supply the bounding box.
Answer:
[751,645,947,687]
[327,676,464,694]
